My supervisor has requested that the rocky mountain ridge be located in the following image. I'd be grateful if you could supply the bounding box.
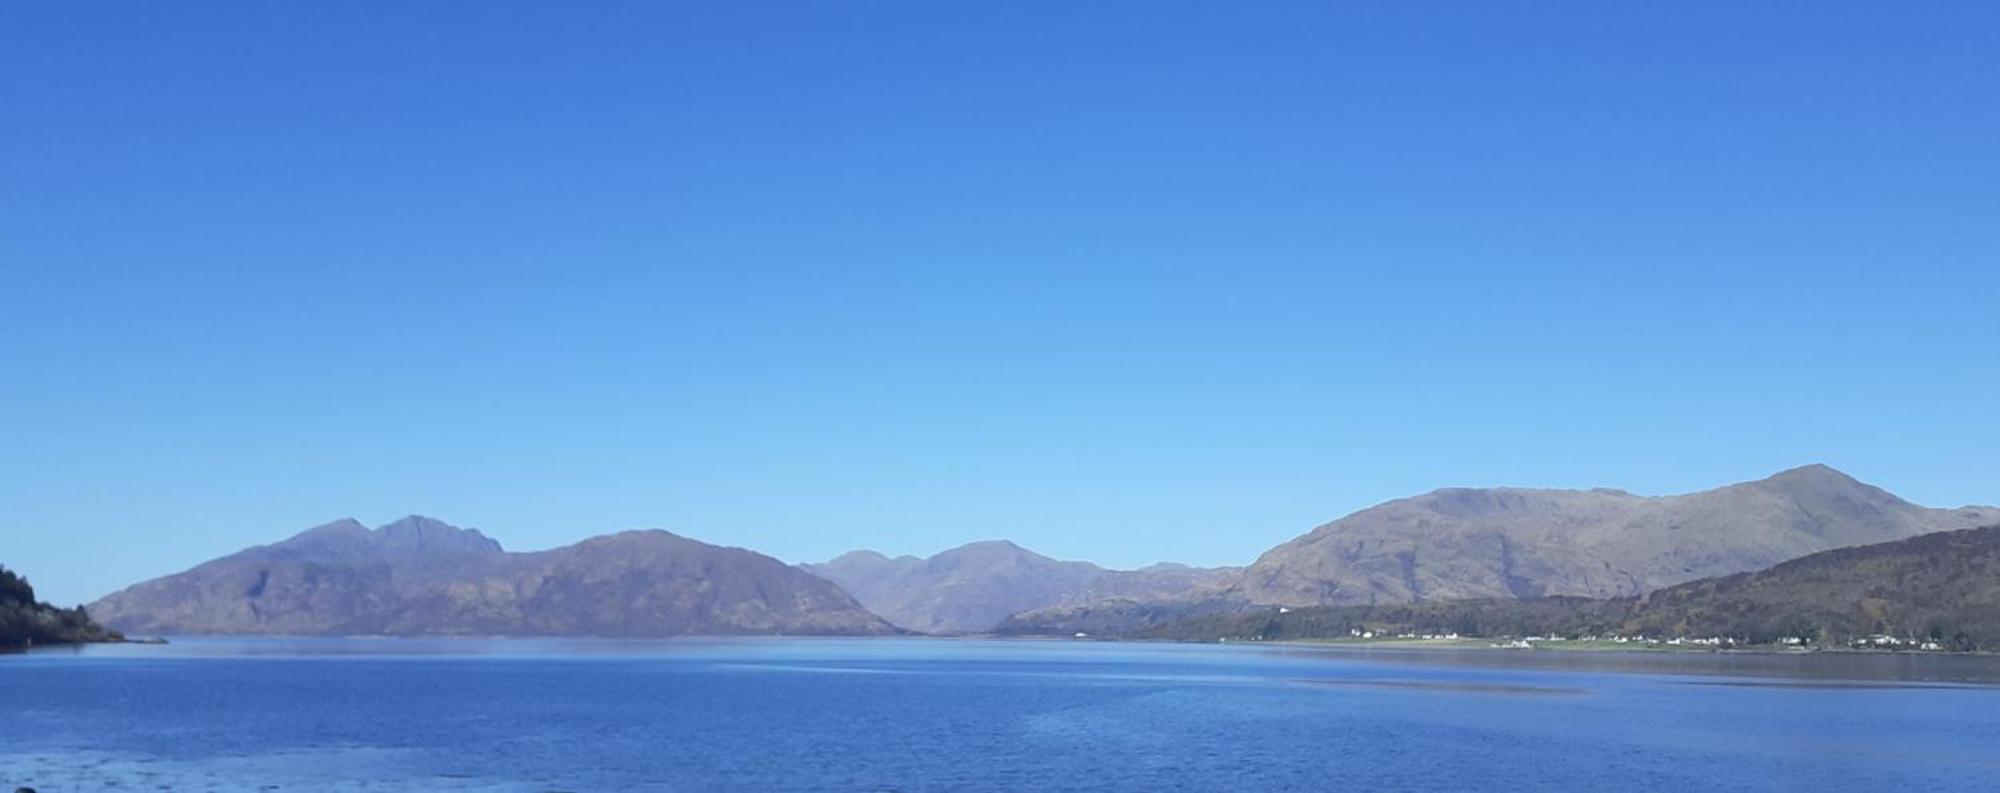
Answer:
[89,517,897,637]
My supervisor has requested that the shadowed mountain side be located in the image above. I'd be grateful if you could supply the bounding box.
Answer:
[1230,464,2000,607]
[88,518,897,637]
[806,541,1240,633]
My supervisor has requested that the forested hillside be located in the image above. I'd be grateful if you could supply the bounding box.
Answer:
[1,565,119,649]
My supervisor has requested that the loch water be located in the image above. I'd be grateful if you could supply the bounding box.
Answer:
[4,638,1999,791]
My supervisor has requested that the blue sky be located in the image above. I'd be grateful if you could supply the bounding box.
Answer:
[4,2,1998,605]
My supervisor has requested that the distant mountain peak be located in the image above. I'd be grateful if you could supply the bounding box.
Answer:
[826,549,893,565]
[953,539,1025,552]
[928,540,1065,571]
[297,518,369,536]
[378,514,453,532]
[1763,463,1858,485]
[373,515,504,555]
[267,518,382,559]
[1743,464,1908,512]
[594,528,691,544]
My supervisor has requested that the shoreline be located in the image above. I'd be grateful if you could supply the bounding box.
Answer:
[40,631,1997,659]
[2,635,160,654]
[1158,634,2000,658]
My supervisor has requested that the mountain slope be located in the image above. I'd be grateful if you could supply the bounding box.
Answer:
[1141,524,2000,650]
[1232,465,2000,607]
[88,517,897,637]
[1623,522,2000,646]
[2,565,120,648]
[805,541,1239,633]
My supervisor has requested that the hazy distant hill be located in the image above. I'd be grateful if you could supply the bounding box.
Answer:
[805,541,1239,633]
[1134,524,2000,650]
[89,517,897,637]
[2,565,119,648]
[1231,464,2000,607]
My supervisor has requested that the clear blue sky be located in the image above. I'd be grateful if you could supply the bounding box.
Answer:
[4,2,1997,606]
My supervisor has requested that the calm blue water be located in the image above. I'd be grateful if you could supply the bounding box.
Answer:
[5,638,2000,791]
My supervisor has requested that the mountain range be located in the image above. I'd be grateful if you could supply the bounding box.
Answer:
[88,516,896,637]
[1227,464,1999,607]
[1113,523,2000,650]
[805,542,1238,633]
[80,464,2000,642]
